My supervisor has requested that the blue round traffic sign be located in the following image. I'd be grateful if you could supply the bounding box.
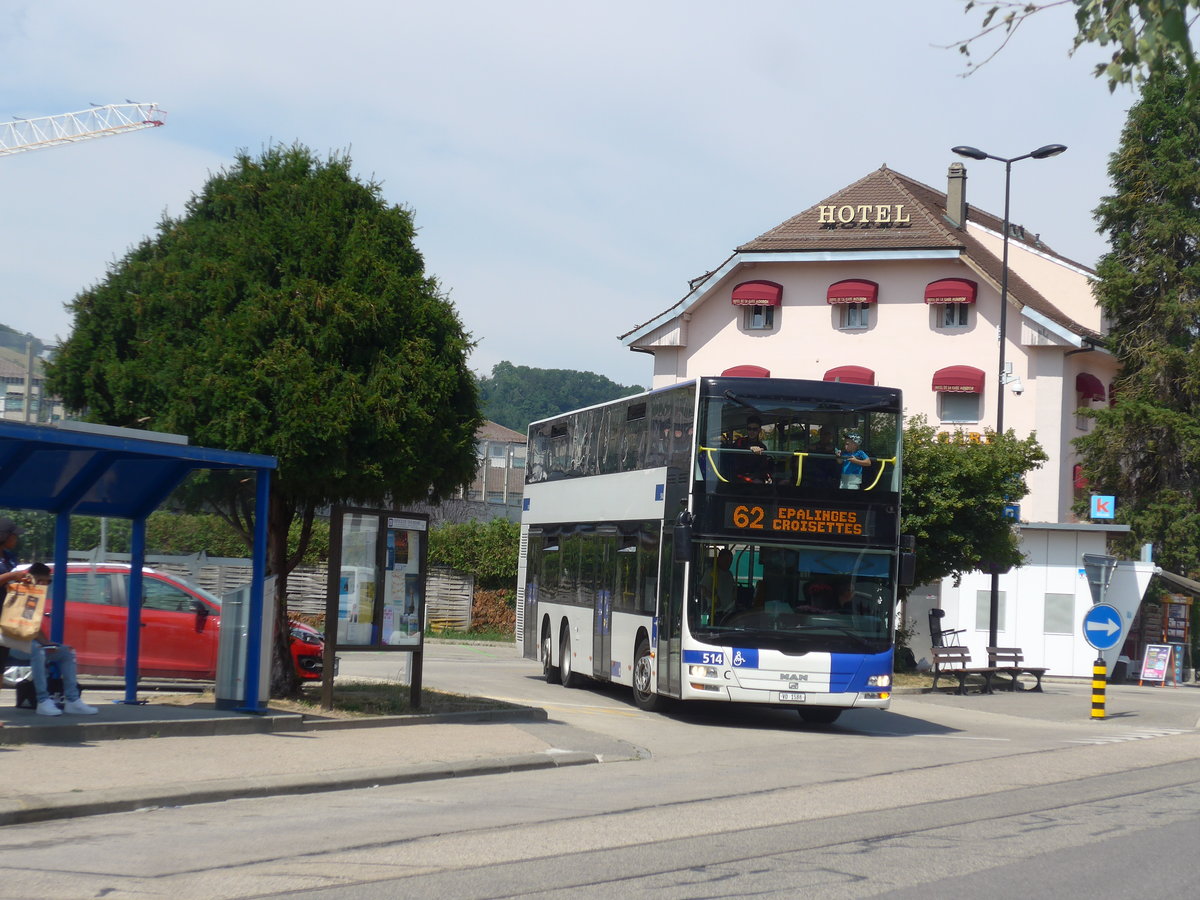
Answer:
[1082,603,1123,651]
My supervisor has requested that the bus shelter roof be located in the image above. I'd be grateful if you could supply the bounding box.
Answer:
[0,419,277,711]
[0,420,275,518]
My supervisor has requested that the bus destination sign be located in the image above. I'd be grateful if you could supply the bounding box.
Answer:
[723,502,873,538]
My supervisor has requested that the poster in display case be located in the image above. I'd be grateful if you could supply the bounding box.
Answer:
[323,506,429,709]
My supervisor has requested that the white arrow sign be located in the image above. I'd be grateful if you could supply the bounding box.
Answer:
[1086,618,1120,637]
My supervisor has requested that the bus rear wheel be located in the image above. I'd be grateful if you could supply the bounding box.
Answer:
[797,707,842,725]
[560,631,583,688]
[542,630,560,684]
[632,638,664,712]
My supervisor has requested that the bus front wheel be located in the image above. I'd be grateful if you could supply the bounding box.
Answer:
[632,638,664,712]
[560,631,583,688]
[798,707,842,725]
[542,630,560,684]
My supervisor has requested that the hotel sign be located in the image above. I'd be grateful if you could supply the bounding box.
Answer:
[818,204,912,230]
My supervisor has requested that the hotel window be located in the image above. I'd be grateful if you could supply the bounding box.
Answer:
[827,279,877,331]
[939,392,980,423]
[839,303,869,330]
[1076,373,1105,432]
[938,303,970,328]
[743,304,776,330]
[925,278,977,331]
[932,365,984,424]
[733,281,781,332]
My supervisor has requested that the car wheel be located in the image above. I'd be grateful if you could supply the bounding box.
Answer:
[798,707,842,725]
[542,629,560,684]
[560,630,582,688]
[632,637,664,712]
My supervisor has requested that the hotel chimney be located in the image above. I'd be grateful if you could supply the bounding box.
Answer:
[946,162,968,229]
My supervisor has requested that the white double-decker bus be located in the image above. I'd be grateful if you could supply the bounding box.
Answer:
[516,375,912,723]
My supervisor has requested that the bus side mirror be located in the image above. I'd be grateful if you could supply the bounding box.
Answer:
[673,510,693,565]
[899,534,916,586]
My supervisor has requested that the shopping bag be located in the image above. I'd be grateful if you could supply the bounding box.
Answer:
[0,583,46,640]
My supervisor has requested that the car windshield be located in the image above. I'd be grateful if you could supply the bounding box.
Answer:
[687,541,894,653]
[110,569,223,608]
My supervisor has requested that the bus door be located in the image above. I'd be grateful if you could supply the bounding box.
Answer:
[593,531,614,680]
[657,523,683,698]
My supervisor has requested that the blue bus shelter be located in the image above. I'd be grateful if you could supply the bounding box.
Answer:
[0,420,277,710]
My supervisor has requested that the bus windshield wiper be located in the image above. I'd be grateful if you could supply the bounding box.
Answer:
[723,390,762,414]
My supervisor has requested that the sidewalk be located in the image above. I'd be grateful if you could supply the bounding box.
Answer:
[3,679,1195,828]
[0,695,639,827]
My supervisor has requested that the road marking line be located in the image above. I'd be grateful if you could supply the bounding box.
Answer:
[1063,728,1191,745]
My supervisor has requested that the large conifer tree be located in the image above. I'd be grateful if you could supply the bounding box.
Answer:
[1076,67,1200,572]
[47,144,482,693]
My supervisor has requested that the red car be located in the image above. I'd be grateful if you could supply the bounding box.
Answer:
[31,564,325,681]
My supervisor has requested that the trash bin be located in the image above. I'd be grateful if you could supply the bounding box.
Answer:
[215,576,275,710]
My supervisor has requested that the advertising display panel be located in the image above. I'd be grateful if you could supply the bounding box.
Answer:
[322,506,429,708]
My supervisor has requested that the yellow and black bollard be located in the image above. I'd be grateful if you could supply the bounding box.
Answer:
[1091,656,1107,719]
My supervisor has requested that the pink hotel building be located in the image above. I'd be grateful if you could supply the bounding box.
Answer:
[619,163,1146,676]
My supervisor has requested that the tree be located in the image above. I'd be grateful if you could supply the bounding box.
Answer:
[479,361,644,432]
[954,1,1200,88]
[901,417,1048,588]
[1075,67,1200,573]
[429,518,520,590]
[46,144,482,694]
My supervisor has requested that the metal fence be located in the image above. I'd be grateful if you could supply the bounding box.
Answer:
[65,550,474,629]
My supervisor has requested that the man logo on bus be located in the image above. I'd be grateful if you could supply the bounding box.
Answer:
[780,673,809,682]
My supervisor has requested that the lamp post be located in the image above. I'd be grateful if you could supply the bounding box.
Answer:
[951,143,1066,651]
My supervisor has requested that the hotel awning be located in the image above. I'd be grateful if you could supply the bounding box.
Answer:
[1076,372,1106,401]
[932,365,985,393]
[924,278,977,304]
[722,365,771,378]
[826,279,878,305]
[823,365,875,385]
[731,280,782,306]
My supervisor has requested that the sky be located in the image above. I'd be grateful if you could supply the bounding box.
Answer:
[0,1,1146,388]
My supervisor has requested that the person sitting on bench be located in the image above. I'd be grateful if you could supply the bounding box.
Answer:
[1,562,97,717]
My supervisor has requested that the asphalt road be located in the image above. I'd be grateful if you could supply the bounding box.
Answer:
[1,641,1197,899]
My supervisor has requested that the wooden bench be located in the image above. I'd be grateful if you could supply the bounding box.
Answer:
[987,647,1048,692]
[930,646,1002,695]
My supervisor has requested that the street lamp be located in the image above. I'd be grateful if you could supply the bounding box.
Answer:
[951,143,1067,651]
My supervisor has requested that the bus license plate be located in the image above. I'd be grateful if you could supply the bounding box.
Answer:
[779,692,806,702]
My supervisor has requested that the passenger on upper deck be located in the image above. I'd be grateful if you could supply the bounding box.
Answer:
[838,432,872,490]
[725,416,773,484]
[808,428,840,490]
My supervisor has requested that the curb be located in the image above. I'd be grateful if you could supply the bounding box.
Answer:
[291,705,549,732]
[0,704,548,745]
[0,748,598,827]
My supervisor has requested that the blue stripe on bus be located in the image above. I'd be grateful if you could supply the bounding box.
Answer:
[684,650,725,665]
[832,650,894,691]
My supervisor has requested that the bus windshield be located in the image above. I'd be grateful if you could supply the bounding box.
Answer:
[688,541,894,654]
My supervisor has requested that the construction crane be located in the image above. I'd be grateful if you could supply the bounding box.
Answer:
[0,102,165,157]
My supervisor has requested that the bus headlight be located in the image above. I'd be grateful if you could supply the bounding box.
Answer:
[688,665,719,679]
[867,674,891,688]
